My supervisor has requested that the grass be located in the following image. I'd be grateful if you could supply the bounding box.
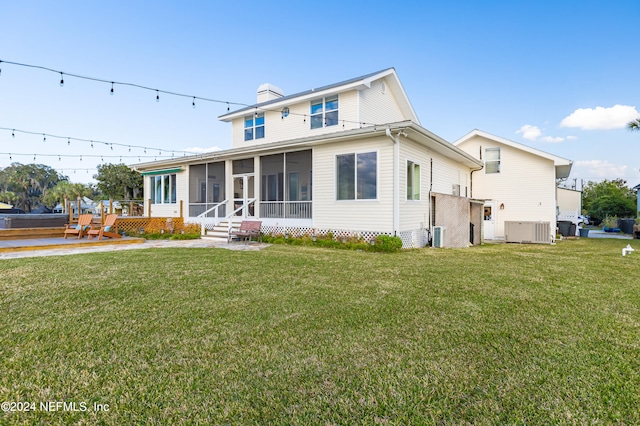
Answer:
[1,238,639,424]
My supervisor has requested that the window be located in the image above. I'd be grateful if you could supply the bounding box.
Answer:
[485,147,500,173]
[337,152,377,200]
[244,113,265,141]
[407,161,420,200]
[310,95,338,129]
[151,174,177,204]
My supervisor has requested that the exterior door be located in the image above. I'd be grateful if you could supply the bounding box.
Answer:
[483,202,495,240]
[233,174,255,217]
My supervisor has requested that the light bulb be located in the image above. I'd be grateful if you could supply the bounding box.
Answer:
[59,73,64,87]
[110,82,114,95]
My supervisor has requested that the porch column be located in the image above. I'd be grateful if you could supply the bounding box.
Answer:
[254,155,261,218]
[225,159,233,215]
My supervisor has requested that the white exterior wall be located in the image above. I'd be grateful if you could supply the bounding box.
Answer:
[359,78,406,126]
[399,139,431,231]
[312,136,394,232]
[146,171,188,218]
[231,90,361,148]
[431,155,470,197]
[458,136,557,238]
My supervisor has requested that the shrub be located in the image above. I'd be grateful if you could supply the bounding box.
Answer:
[373,235,403,253]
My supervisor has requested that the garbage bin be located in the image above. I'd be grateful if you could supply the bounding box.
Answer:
[618,219,634,235]
[579,227,589,237]
[557,220,572,237]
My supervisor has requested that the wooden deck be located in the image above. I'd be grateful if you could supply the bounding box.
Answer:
[0,227,144,253]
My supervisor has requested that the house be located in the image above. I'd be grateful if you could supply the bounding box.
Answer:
[453,130,573,241]
[132,69,484,248]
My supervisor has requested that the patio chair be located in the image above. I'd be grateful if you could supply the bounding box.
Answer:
[87,214,121,240]
[63,214,94,239]
[229,220,262,244]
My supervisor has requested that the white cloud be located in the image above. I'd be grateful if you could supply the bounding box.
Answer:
[184,146,222,153]
[574,160,628,179]
[540,136,564,143]
[560,105,639,130]
[516,124,542,141]
[566,135,577,140]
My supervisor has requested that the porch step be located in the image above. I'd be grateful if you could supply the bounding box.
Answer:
[202,220,243,243]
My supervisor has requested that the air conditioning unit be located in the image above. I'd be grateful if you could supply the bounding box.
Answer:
[432,226,445,248]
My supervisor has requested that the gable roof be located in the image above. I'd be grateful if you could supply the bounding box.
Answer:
[219,68,420,124]
[453,129,573,179]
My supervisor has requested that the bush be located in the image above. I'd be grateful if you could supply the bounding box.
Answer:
[373,235,403,253]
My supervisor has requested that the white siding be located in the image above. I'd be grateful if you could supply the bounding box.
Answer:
[147,171,187,218]
[359,78,406,125]
[399,139,431,231]
[458,136,557,238]
[313,136,394,232]
[231,90,361,148]
[557,188,581,212]
[431,155,470,197]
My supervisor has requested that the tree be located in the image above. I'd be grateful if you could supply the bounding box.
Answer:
[0,163,66,212]
[582,179,637,224]
[43,181,93,209]
[93,163,143,200]
[628,118,640,131]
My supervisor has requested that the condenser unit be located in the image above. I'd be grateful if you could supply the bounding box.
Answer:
[432,226,445,248]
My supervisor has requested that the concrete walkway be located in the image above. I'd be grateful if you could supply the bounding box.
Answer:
[0,237,269,259]
[585,230,633,240]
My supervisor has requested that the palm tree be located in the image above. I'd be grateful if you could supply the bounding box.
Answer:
[628,118,640,131]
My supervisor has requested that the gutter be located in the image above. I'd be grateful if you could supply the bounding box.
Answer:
[386,128,405,236]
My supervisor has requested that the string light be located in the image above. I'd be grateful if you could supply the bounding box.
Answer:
[59,72,64,87]
[0,59,383,127]
[1,127,193,156]
[43,134,46,143]
[192,97,196,109]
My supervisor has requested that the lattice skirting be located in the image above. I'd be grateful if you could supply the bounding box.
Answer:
[118,217,184,234]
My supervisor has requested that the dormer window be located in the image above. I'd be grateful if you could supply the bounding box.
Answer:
[244,113,265,141]
[310,95,338,129]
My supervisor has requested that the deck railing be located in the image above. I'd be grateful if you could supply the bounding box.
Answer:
[259,201,312,219]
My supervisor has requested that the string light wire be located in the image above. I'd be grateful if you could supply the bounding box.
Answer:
[0,59,383,127]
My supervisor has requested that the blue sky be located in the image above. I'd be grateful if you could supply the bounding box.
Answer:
[1,1,638,188]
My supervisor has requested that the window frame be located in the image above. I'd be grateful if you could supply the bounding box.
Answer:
[244,112,265,141]
[310,95,339,129]
[485,147,501,174]
[151,173,177,204]
[336,151,377,201]
[406,160,421,201]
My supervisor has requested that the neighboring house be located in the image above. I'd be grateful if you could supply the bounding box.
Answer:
[454,130,573,241]
[557,187,582,213]
[133,68,484,248]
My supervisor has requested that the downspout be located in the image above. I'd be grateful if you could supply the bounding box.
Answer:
[385,128,401,236]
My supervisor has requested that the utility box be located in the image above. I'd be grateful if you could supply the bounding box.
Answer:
[505,221,551,244]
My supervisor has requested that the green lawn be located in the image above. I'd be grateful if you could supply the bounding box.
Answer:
[1,239,639,424]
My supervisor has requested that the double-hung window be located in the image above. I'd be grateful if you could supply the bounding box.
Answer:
[406,161,421,200]
[244,113,265,141]
[310,95,338,129]
[151,174,177,204]
[336,152,377,200]
[485,147,500,173]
